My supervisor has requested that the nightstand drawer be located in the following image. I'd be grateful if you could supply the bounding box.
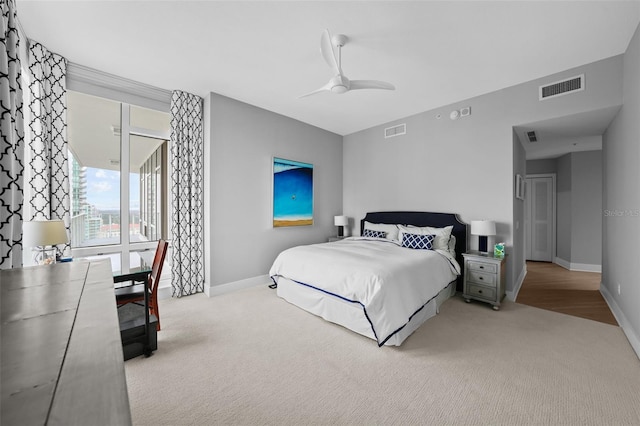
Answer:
[467,261,497,274]
[468,270,497,286]
[466,283,496,301]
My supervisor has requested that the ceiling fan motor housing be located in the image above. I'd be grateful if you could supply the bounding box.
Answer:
[332,34,348,48]
[331,75,350,93]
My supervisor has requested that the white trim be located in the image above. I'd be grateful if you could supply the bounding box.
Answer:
[600,284,640,360]
[508,263,527,301]
[554,256,571,270]
[554,257,601,273]
[67,62,171,112]
[205,275,271,297]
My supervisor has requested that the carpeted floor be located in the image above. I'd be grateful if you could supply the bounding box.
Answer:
[125,285,640,425]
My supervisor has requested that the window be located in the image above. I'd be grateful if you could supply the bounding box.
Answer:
[67,91,170,271]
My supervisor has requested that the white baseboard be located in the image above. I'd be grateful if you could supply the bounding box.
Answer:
[206,274,271,297]
[156,274,270,300]
[554,257,601,273]
[508,264,527,301]
[600,284,640,360]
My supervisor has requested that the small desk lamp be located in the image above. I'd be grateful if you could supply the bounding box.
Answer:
[23,220,69,265]
[334,215,349,237]
[471,220,496,253]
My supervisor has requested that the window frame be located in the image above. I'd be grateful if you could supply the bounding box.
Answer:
[65,64,172,272]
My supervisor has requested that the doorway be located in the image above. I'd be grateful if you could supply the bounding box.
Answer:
[524,174,556,262]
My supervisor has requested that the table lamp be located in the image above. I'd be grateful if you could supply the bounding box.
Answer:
[471,220,496,253]
[23,220,69,265]
[334,215,349,237]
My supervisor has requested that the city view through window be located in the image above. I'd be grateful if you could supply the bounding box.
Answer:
[67,91,170,254]
[69,152,143,247]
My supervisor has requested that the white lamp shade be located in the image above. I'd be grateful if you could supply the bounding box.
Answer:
[470,220,496,236]
[334,215,348,227]
[23,220,69,247]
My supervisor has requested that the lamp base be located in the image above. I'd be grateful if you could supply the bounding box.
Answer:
[478,236,488,253]
[33,247,56,265]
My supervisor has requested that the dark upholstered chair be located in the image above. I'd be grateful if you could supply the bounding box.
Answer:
[114,239,168,331]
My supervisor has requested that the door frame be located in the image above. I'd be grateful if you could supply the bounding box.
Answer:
[525,173,557,262]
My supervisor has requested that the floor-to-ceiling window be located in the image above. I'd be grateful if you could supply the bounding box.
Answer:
[67,90,170,272]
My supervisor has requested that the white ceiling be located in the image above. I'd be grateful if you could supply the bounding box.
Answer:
[16,0,640,143]
[514,106,622,160]
[67,91,170,171]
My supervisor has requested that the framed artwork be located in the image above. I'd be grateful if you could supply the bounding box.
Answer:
[273,157,313,227]
[515,174,525,200]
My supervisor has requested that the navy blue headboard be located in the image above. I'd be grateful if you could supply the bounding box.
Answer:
[360,211,468,291]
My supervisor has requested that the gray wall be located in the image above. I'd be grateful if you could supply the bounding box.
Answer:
[203,93,343,287]
[602,23,640,353]
[527,158,557,175]
[556,154,572,261]
[512,130,527,286]
[571,150,602,266]
[343,55,623,295]
[527,151,602,268]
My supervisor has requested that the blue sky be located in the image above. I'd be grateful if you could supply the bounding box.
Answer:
[86,167,139,211]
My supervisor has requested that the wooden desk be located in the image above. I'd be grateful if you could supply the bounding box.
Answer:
[0,260,132,426]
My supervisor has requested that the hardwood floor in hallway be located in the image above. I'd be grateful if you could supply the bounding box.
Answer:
[516,261,618,326]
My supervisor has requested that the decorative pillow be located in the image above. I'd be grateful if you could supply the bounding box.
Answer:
[398,224,453,252]
[448,235,457,257]
[363,221,400,241]
[363,228,387,239]
[401,233,436,250]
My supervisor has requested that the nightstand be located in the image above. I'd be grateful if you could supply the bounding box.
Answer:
[462,251,507,310]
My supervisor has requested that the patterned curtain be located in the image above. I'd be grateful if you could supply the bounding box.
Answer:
[0,0,24,269]
[27,41,70,257]
[170,90,204,297]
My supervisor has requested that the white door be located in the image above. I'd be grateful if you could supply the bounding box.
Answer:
[525,176,555,261]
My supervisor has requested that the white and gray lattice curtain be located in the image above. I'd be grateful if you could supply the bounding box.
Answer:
[27,41,70,257]
[0,0,24,269]
[170,90,204,297]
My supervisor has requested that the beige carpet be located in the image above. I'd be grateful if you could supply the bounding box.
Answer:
[125,285,640,425]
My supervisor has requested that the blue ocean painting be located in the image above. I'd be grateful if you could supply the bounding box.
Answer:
[273,158,313,227]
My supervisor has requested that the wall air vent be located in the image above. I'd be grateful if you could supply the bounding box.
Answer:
[539,74,584,100]
[384,123,406,138]
[526,131,538,143]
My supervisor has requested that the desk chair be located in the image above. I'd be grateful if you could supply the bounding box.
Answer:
[115,239,168,331]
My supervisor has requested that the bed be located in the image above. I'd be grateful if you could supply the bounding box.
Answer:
[269,211,468,346]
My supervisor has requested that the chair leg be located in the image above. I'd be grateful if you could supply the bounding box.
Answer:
[151,299,161,331]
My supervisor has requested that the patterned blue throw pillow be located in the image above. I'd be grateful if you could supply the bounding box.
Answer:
[363,228,387,239]
[402,233,436,250]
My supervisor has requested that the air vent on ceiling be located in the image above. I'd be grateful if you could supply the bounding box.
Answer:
[526,131,538,143]
[384,123,406,138]
[539,74,584,100]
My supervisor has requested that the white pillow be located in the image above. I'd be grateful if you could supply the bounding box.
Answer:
[448,235,457,257]
[398,224,453,252]
[363,221,400,241]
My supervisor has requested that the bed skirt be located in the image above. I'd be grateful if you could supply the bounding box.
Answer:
[276,278,456,346]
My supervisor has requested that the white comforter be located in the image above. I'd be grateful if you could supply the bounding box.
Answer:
[269,237,460,346]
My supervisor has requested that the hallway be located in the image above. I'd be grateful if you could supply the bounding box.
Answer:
[516,261,618,326]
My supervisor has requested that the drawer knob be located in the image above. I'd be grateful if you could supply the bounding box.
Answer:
[479,266,484,269]
[478,290,483,294]
[479,277,484,280]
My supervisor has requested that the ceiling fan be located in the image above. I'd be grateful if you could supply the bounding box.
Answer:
[301,29,395,97]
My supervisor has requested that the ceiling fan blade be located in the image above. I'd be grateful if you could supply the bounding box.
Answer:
[320,29,341,75]
[349,80,396,91]
[299,81,333,98]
